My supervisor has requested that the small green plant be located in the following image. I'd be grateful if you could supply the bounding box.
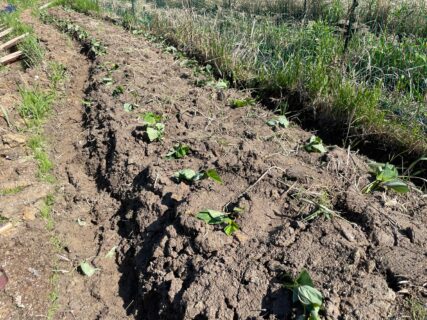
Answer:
[301,198,338,222]
[174,168,222,184]
[140,112,165,142]
[112,85,124,97]
[196,209,240,236]
[40,194,55,230]
[19,87,54,126]
[304,136,327,153]
[231,97,256,108]
[79,261,98,277]
[19,34,44,67]
[48,62,66,89]
[267,115,289,128]
[28,135,54,183]
[362,162,409,194]
[283,269,323,320]
[102,77,113,86]
[0,186,25,196]
[166,143,190,159]
[123,103,137,112]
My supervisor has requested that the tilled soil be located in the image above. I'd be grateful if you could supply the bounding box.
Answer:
[1,6,426,320]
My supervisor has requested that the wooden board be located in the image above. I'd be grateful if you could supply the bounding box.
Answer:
[0,33,28,51]
[0,51,23,65]
[0,28,13,40]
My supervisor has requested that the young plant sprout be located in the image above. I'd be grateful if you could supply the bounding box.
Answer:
[362,162,409,194]
[196,209,239,236]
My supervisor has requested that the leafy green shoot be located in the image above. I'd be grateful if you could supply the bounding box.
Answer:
[196,209,240,236]
[304,136,327,153]
[174,168,222,184]
[140,112,163,125]
[166,143,190,159]
[283,269,323,320]
[102,77,113,85]
[362,162,409,194]
[232,97,256,108]
[301,198,338,222]
[267,115,289,128]
[79,261,98,277]
[123,103,137,112]
[112,85,124,97]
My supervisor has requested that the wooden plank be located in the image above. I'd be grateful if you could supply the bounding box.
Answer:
[0,28,13,40]
[0,33,28,51]
[0,51,23,65]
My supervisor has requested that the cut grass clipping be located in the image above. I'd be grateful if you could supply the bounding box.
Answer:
[284,269,323,320]
[174,168,222,184]
[363,162,409,194]
[197,209,239,236]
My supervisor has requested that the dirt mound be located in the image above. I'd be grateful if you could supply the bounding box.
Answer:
[43,8,426,320]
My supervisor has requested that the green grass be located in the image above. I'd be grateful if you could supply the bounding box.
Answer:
[19,87,55,127]
[28,135,55,183]
[52,0,100,13]
[0,11,44,67]
[48,62,67,89]
[406,298,427,320]
[0,186,25,196]
[99,0,427,159]
[40,194,55,230]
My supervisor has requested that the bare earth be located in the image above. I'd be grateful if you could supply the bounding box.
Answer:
[0,7,426,320]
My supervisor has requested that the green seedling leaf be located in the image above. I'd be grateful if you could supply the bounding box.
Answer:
[232,98,256,108]
[196,209,226,225]
[267,116,289,128]
[123,103,135,112]
[166,143,190,159]
[364,162,409,194]
[206,79,228,90]
[79,261,98,277]
[382,180,409,193]
[105,246,117,259]
[224,220,239,235]
[297,285,323,307]
[146,123,165,142]
[112,85,124,97]
[204,169,223,184]
[304,135,326,153]
[141,112,162,125]
[174,169,198,182]
[296,269,314,287]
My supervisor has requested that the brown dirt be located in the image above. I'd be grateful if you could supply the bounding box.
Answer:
[1,6,426,320]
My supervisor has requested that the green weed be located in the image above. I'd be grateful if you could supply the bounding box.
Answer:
[0,186,25,196]
[266,115,289,129]
[28,135,55,183]
[40,194,55,230]
[48,62,66,89]
[19,87,54,127]
[231,97,256,108]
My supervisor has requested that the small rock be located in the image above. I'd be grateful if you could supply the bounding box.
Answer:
[22,207,36,221]
[2,133,26,147]
[0,222,13,235]
[234,230,249,244]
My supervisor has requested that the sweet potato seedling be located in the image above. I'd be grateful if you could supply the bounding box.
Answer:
[362,162,409,194]
[267,115,289,128]
[166,143,190,159]
[304,136,327,153]
[283,269,323,320]
[140,112,165,142]
[196,209,240,236]
[174,168,222,184]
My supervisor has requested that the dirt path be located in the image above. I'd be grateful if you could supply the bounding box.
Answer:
[1,5,426,320]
